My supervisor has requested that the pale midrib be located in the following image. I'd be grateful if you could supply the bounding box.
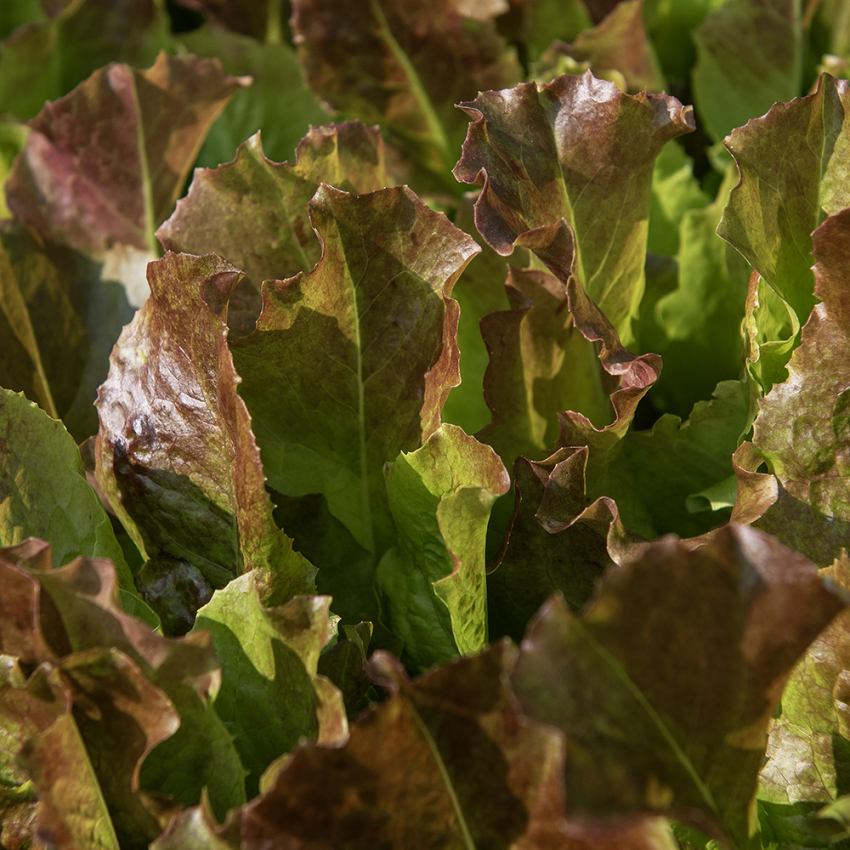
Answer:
[576,618,720,816]
[368,0,452,173]
[343,232,375,554]
[409,702,477,850]
[128,73,159,256]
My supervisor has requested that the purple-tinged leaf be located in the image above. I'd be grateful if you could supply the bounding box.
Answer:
[232,185,478,559]
[1,663,121,850]
[6,53,247,256]
[732,208,850,567]
[718,74,850,329]
[692,0,802,144]
[453,71,694,343]
[0,547,248,818]
[291,0,521,187]
[158,123,389,339]
[96,252,315,608]
[511,525,846,848]
[760,554,850,807]
[0,0,172,122]
[241,643,574,849]
[0,389,133,592]
[536,0,665,94]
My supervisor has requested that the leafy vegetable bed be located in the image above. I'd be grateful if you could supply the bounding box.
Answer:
[3,1,850,848]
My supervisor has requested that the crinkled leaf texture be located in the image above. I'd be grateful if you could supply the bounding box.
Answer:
[232,184,478,596]
[378,424,510,671]
[761,554,850,807]
[734,208,850,567]
[193,573,347,798]
[0,541,245,844]
[291,0,521,185]
[6,52,246,256]
[453,70,694,343]
[719,73,850,339]
[0,388,133,592]
[158,122,389,339]
[511,525,846,849]
[96,251,314,618]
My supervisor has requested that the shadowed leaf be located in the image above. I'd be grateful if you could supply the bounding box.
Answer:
[512,525,846,848]
[6,53,246,256]
[96,252,315,607]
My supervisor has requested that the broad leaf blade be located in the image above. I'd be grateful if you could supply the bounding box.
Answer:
[512,525,846,848]
[0,389,132,591]
[96,252,314,607]
[233,184,479,557]
[158,123,389,339]
[453,71,694,343]
[193,574,347,798]
[6,53,246,256]
[0,221,136,441]
[241,644,574,849]
[692,0,803,144]
[718,74,850,329]
[734,208,850,566]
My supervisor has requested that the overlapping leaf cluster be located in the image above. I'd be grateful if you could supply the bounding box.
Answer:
[4,1,850,848]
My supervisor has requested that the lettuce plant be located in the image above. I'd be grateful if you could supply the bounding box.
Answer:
[4,1,850,848]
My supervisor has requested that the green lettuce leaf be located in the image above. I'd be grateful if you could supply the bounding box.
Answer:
[0,0,172,122]
[291,0,521,188]
[692,0,803,144]
[511,524,846,849]
[240,644,576,848]
[96,252,315,610]
[6,53,246,256]
[232,184,477,561]
[158,122,389,339]
[377,424,509,670]
[760,554,850,808]
[438,194,522,436]
[181,25,332,168]
[718,73,850,334]
[646,138,710,259]
[478,266,614,468]
[0,388,133,591]
[733,208,850,567]
[453,71,694,344]
[643,162,751,417]
[0,221,136,441]
[193,574,347,798]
